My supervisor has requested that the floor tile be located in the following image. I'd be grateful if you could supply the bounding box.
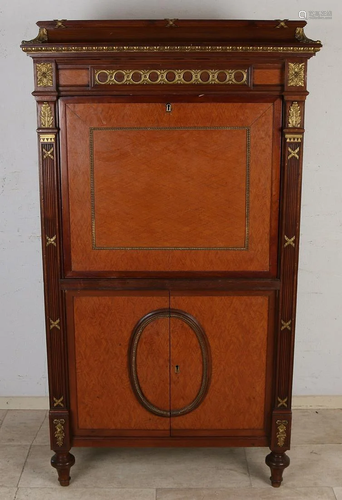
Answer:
[32,414,49,446]
[0,411,46,445]
[157,487,337,499]
[0,410,7,428]
[334,488,342,499]
[246,445,342,488]
[0,445,30,487]
[0,488,17,500]
[16,487,155,499]
[19,446,250,489]
[292,409,342,445]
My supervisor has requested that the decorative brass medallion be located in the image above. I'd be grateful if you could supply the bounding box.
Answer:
[37,63,53,87]
[94,68,248,86]
[53,396,64,408]
[43,146,54,160]
[288,146,300,160]
[288,102,301,128]
[284,235,295,248]
[275,20,288,29]
[40,103,53,128]
[288,63,305,87]
[281,320,292,331]
[277,397,288,408]
[46,235,57,247]
[54,19,67,29]
[49,318,60,330]
[129,309,211,418]
[276,419,288,447]
[53,419,65,447]
[165,18,178,28]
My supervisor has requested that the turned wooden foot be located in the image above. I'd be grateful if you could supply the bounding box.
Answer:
[265,451,290,487]
[51,452,75,486]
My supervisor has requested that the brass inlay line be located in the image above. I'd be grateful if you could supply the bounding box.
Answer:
[281,320,292,331]
[288,62,305,87]
[94,68,248,86]
[49,318,60,330]
[37,63,53,87]
[53,418,65,447]
[284,235,295,248]
[90,126,250,251]
[277,397,288,408]
[276,419,288,447]
[53,396,64,407]
[22,44,321,54]
[288,146,299,160]
[46,235,56,247]
[43,146,54,160]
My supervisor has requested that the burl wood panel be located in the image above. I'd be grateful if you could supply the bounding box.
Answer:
[170,293,271,434]
[67,291,170,435]
[61,99,281,275]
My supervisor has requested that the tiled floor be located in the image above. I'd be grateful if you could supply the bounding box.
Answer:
[0,409,341,499]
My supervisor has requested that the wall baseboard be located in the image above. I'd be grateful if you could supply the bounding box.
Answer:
[1,395,342,410]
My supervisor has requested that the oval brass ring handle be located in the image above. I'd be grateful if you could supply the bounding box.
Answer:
[128,308,211,418]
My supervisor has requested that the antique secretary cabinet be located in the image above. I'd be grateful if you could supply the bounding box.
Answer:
[21,19,321,487]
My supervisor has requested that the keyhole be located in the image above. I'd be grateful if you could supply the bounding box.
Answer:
[175,365,180,374]
[166,103,172,113]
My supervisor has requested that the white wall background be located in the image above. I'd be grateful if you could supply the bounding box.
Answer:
[0,0,341,400]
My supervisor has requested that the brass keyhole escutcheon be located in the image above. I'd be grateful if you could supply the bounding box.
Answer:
[175,365,180,374]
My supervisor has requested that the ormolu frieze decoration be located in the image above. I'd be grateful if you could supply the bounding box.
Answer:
[53,396,64,408]
[295,27,321,45]
[54,19,67,29]
[277,397,288,408]
[276,420,289,447]
[288,146,300,160]
[40,102,53,128]
[281,320,292,331]
[285,133,302,143]
[37,63,53,87]
[165,18,178,27]
[22,44,321,54]
[288,62,305,87]
[288,102,301,128]
[49,318,60,330]
[22,27,48,45]
[284,235,296,248]
[40,134,55,143]
[53,419,65,447]
[94,68,248,85]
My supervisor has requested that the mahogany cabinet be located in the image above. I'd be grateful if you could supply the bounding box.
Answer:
[21,19,321,487]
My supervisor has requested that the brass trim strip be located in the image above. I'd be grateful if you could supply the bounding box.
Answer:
[22,44,321,54]
[40,134,55,143]
[285,133,302,143]
[90,126,250,251]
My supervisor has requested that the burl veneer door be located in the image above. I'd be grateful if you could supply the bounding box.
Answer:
[170,292,274,437]
[66,291,170,437]
[61,98,281,276]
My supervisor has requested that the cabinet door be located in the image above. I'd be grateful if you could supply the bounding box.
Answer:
[170,292,274,437]
[66,290,170,437]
